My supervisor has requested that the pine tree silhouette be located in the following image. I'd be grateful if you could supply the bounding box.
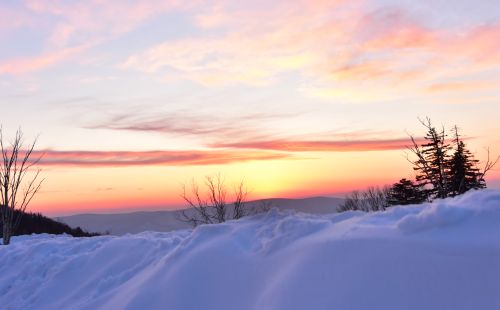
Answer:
[387,178,427,205]
[446,126,485,196]
[412,118,451,199]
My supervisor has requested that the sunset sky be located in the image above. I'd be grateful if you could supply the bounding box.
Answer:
[1,0,499,215]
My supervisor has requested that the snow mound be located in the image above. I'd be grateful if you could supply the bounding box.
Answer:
[398,189,500,232]
[1,190,500,310]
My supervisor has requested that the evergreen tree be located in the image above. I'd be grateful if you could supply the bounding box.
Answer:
[387,178,427,206]
[409,118,451,199]
[446,126,485,196]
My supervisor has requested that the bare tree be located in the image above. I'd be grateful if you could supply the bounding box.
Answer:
[205,174,227,223]
[0,128,43,245]
[232,180,248,220]
[253,199,273,214]
[479,147,500,182]
[364,186,390,211]
[337,190,362,213]
[337,186,390,212]
[179,174,250,227]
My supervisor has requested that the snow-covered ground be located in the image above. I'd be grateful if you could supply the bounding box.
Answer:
[1,190,500,310]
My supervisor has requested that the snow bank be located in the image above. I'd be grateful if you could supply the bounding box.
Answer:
[1,190,500,310]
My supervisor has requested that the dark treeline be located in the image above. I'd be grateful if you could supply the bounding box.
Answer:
[0,207,99,238]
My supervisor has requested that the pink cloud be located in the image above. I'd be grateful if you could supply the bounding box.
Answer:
[0,0,187,74]
[210,137,425,152]
[2,0,498,99]
[427,80,500,93]
[25,0,185,47]
[358,8,435,50]
[0,43,92,74]
[450,23,500,63]
[331,60,392,80]
[31,149,291,167]
[121,0,358,85]
[356,10,500,68]
[0,6,33,32]
[121,1,500,100]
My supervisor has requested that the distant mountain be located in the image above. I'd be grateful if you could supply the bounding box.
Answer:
[57,210,188,236]
[57,197,343,235]
[252,197,344,214]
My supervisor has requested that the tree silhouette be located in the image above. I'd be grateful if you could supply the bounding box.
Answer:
[408,117,451,200]
[387,178,427,206]
[179,174,251,227]
[0,128,43,245]
[340,118,499,213]
[337,186,390,212]
[446,126,485,196]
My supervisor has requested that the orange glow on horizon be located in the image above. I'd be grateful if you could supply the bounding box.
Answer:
[28,150,420,215]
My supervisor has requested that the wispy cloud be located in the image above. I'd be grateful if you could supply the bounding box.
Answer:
[33,149,291,167]
[0,5,33,33]
[426,80,500,94]
[121,0,355,85]
[358,8,435,50]
[25,0,183,47]
[120,2,500,103]
[87,108,422,152]
[0,43,92,74]
[210,137,424,152]
[4,0,499,97]
[0,0,185,75]
[86,109,299,141]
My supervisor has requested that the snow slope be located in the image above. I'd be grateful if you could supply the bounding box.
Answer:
[2,190,500,310]
[57,197,343,235]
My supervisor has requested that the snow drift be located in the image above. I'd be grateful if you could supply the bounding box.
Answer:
[1,190,500,310]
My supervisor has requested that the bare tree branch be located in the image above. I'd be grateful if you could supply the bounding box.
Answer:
[178,174,251,227]
[233,180,247,219]
[479,147,500,181]
[0,128,43,245]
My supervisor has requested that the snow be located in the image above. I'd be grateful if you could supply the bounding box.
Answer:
[1,190,500,310]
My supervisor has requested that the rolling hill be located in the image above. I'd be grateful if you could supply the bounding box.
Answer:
[56,197,344,235]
